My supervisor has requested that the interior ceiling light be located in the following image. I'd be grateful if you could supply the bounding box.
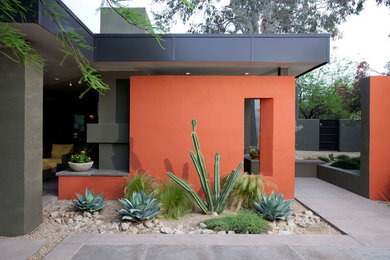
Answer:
[185,72,191,75]
[53,77,60,81]
[69,81,72,87]
[243,72,250,75]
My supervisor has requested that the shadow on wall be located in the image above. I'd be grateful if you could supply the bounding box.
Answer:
[129,137,143,172]
[380,175,390,201]
[164,159,189,182]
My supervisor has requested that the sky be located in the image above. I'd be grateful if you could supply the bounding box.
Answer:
[63,0,390,74]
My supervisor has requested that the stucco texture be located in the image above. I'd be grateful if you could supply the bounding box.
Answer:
[369,76,390,200]
[129,76,296,198]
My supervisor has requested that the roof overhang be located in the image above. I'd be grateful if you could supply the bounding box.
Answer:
[9,0,330,86]
[93,34,329,77]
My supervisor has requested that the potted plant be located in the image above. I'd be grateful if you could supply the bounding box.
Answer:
[68,149,93,172]
[249,148,260,159]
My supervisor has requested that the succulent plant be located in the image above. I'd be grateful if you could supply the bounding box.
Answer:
[73,188,105,212]
[167,119,243,215]
[117,191,161,222]
[253,190,292,220]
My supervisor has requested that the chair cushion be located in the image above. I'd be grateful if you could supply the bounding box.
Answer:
[51,144,74,158]
[42,158,62,170]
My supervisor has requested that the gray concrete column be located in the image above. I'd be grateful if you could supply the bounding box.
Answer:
[0,55,43,236]
[87,72,144,170]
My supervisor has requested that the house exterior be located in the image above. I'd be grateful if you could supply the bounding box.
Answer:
[0,0,334,236]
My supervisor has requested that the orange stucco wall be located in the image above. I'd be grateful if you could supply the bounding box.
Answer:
[130,76,296,198]
[369,76,390,200]
[58,176,127,200]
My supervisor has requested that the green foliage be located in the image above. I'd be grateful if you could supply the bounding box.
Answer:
[330,158,360,170]
[71,149,92,163]
[153,0,364,37]
[167,119,243,215]
[0,19,45,68]
[317,156,330,163]
[335,154,350,160]
[156,180,194,219]
[328,153,335,161]
[1,0,170,98]
[202,211,270,234]
[351,157,361,165]
[124,172,160,200]
[73,188,105,212]
[254,191,293,221]
[248,148,259,155]
[297,57,358,119]
[225,173,272,211]
[117,191,161,222]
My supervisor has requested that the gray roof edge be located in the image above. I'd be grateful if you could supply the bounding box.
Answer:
[94,33,331,39]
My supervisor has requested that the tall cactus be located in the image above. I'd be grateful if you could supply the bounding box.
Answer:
[167,119,243,214]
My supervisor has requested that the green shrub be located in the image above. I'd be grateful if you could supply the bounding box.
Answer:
[124,171,160,200]
[249,148,259,155]
[317,156,330,163]
[156,180,194,219]
[225,173,274,211]
[202,211,270,234]
[351,156,360,165]
[330,159,360,170]
[254,191,293,220]
[328,153,335,161]
[335,154,350,160]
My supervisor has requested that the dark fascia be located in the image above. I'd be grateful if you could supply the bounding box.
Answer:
[94,33,330,65]
[15,0,330,72]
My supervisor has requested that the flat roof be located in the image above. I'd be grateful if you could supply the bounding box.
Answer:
[12,0,330,85]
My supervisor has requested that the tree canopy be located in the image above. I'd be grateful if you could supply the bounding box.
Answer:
[153,0,365,36]
[296,59,368,119]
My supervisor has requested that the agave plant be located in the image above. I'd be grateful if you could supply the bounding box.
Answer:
[254,190,293,220]
[117,191,161,222]
[167,119,243,215]
[73,188,105,212]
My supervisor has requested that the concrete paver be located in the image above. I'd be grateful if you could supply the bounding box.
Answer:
[0,238,46,260]
[295,177,390,246]
[44,234,379,260]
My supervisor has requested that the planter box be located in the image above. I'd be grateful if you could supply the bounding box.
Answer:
[56,169,129,200]
[295,159,324,177]
[317,164,363,196]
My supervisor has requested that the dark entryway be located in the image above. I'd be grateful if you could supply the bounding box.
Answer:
[319,120,339,151]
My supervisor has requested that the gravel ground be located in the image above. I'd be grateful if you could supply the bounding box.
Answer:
[295,150,360,160]
[378,201,390,208]
[0,199,340,260]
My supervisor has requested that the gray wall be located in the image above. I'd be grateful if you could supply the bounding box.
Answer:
[317,165,362,196]
[296,119,361,152]
[359,78,371,198]
[295,159,324,177]
[339,120,361,152]
[87,72,144,171]
[295,119,319,150]
[0,54,43,236]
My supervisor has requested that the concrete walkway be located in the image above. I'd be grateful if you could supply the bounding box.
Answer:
[295,177,390,246]
[44,233,390,260]
[0,239,46,260]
